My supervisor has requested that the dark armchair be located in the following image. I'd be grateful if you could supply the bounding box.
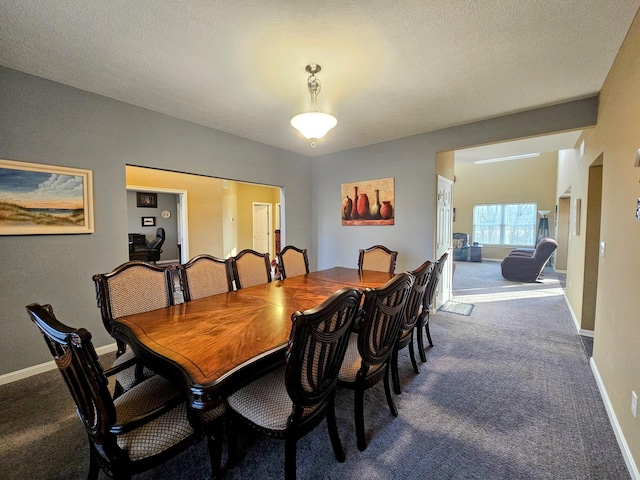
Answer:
[501,238,558,282]
[452,233,470,261]
[129,227,165,264]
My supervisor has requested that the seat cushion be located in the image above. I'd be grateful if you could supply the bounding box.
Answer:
[114,375,194,462]
[227,366,317,432]
[113,349,155,392]
[337,333,385,383]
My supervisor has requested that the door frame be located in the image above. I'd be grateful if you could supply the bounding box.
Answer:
[126,185,189,263]
[436,175,454,307]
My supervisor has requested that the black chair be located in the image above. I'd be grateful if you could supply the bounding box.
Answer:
[25,303,225,480]
[129,228,165,264]
[92,261,175,396]
[230,249,272,289]
[417,252,448,363]
[501,238,558,282]
[337,272,414,451]
[277,245,310,279]
[227,287,363,480]
[176,254,233,301]
[391,260,433,395]
[357,244,398,274]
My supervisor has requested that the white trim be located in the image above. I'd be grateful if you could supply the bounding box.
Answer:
[0,343,118,386]
[591,358,639,480]
[564,295,582,334]
[579,329,594,338]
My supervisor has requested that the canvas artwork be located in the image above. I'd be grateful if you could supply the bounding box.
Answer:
[0,159,94,235]
[342,177,394,226]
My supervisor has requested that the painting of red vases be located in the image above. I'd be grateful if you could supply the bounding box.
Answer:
[341,177,394,226]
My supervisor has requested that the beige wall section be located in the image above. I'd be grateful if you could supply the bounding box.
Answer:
[558,10,640,471]
[236,182,281,256]
[126,166,224,258]
[452,152,558,260]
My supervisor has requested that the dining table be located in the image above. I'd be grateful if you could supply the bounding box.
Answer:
[110,267,394,411]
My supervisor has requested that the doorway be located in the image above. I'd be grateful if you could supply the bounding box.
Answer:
[252,202,272,257]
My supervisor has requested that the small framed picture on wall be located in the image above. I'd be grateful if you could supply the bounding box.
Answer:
[141,216,156,227]
[136,192,157,208]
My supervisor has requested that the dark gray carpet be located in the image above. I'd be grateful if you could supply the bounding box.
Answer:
[0,261,629,479]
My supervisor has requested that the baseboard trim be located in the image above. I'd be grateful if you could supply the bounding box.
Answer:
[0,343,118,386]
[579,329,594,338]
[591,358,639,480]
[564,295,582,333]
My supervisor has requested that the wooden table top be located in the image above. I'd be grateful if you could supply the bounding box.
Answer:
[110,267,394,410]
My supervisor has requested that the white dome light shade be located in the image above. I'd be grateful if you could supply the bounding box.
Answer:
[290,112,337,140]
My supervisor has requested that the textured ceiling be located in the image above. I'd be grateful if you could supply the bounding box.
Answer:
[1,1,639,157]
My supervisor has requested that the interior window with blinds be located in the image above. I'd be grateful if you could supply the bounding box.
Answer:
[473,203,537,246]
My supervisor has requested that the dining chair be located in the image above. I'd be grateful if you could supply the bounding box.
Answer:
[226,287,363,480]
[417,252,448,362]
[357,244,398,274]
[26,303,226,480]
[176,254,233,301]
[230,249,272,289]
[390,260,433,395]
[92,261,175,396]
[277,245,310,279]
[337,272,414,451]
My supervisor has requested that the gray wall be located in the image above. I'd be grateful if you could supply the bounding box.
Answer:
[0,66,312,374]
[0,64,598,375]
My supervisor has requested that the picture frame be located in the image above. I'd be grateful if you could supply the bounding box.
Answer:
[136,192,157,208]
[0,158,94,235]
[141,216,156,227]
[341,177,395,226]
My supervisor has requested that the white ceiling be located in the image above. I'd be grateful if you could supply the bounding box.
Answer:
[1,1,638,158]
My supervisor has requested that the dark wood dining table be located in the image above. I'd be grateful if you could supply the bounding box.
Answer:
[110,267,394,411]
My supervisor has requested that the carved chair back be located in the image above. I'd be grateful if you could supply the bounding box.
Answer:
[277,245,310,279]
[177,255,233,301]
[358,245,398,274]
[231,249,272,289]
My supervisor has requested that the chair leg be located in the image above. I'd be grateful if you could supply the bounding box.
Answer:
[425,318,433,347]
[206,420,224,480]
[88,444,100,480]
[383,365,398,418]
[326,396,345,462]
[391,345,401,395]
[284,436,298,480]
[417,321,427,362]
[355,388,367,451]
[408,331,419,374]
[226,414,238,468]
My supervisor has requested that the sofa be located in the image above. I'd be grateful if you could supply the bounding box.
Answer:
[500,238,558,282]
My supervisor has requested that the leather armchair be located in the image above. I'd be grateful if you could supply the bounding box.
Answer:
[501,238,558,282]
[129,227,165,263]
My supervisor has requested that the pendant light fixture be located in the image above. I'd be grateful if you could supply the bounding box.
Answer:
[290,64,337,147]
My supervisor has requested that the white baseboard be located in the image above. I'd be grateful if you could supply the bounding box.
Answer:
[591,358,639,480]
[0,343,118,386]
[563,295,595,338]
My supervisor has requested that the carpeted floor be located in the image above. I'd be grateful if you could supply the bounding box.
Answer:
[0,261,629,479]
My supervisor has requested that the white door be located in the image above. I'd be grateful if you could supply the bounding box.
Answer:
[436,175,454,307]
[252,203,271,256]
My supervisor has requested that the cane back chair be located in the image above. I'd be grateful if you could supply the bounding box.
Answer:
[357,245,398,274]
[176,254,233,302]
[277,245,310,279]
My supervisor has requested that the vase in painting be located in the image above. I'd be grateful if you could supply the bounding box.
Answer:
[370,189,381,219]
[380,201,394,220]
[351,186,359,220]
[342,196,352,220]
[357,193,370,219]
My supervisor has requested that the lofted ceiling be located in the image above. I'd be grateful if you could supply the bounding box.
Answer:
[1,1,639,158]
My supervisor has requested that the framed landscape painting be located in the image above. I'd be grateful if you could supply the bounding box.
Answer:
[0,159,94,235]
[342,177,394,226]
